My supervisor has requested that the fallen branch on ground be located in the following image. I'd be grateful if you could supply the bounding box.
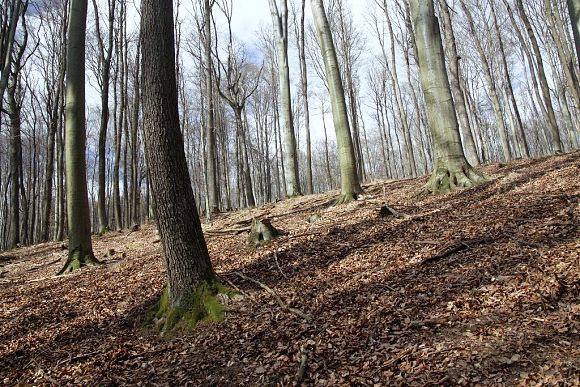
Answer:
[233,271,310,320]
[295,346,308,384]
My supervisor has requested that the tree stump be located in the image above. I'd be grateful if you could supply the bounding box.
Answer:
[248,219,281,248]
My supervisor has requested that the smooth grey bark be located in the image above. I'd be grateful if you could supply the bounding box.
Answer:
[204,0,220,214]
[141,0,216,307]
[438,0,479,165]
[488,0,529,158]
[459,0,512,162]
[514,0,563,153]
[295,0,313,194]
[59,0,98,274]
[91,0,115,234]
[568,0,580,67]
[311,0,362,203]
[0,0,22,104]
[268,0,301,197]
[410,0,487,194]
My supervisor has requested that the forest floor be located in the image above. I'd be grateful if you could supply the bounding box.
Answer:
[1,152,579,386]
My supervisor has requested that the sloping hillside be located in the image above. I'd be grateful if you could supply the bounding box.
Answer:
[1,152,578,385]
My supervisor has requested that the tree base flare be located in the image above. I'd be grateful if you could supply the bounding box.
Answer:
[58,250,100,275]
[149,281,237,336]
[334,192,358,206]
[422,164,489,195]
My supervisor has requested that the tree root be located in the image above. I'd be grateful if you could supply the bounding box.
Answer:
[150,281,236,336]
[422,163,489,195]
[334,192,358,206]
[58,250,101,275]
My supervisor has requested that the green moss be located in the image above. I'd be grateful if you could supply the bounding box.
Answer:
[58,250,100,275]
[147,281,237,336]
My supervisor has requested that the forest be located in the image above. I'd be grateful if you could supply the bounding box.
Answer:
[0,0,579,385]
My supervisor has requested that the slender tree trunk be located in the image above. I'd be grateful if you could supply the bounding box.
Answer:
[311,0,362,203]
[59,0,98,274]
[568,0,580,67]
[514,0,563,153]
[439,0,479,165]
[269,0,301,197]
[459,0,512,162]
[298,0,313,194]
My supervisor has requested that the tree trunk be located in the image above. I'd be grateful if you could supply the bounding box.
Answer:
[311,0,362,204]
[439,0,479,165]
[59,0,98,274]
[410,0,487,194]
[514,0,563,153]
[141,0,217,315]
[269,0,301,197]
[568,0,580,67]
[459,0,512,162]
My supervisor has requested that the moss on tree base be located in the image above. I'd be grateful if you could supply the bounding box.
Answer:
[149,281,236,336]
[422,163,489,195]
[58,250,101,275]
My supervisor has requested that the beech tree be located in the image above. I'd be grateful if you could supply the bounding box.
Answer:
[569,0,580,65]
[141,0,220,328]
[310,0,362,204]
[268,0,301,197]
[59,0,99,274]
[409,0,487,194]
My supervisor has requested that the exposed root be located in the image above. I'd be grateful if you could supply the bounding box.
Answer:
[149,281,236,336]
[422,163,489,195]
[334,192,358,206]
[58,250,101,275]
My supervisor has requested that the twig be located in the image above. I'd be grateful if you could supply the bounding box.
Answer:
[505,233,544,249]
[273,252,287,278]
[204,226,251,236]
[26,257,61,272]
[295,346,308,384]
[233,272,310,320]
[421,241,471,265]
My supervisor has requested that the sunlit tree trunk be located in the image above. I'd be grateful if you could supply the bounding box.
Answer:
[268,0,301,197]
[141,0,216,310]
[410,0,487,194]
[59,0,98,274]
[311,0,362,203]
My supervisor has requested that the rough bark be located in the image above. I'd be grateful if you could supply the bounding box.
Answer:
[141,0,216,307]
[410,0,487,195]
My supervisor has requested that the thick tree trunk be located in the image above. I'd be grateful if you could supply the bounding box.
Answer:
[141,0,216,309]
[60,0,98,274]
[311,0,362,203]
[410,0,487,194]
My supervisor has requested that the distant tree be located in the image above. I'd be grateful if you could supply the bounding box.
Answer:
[310,0,362,204]
[140,0,219,323]
[59,0,99,274]
[268,0,301,197]
[568,0,580,67]
[409,0,487,194]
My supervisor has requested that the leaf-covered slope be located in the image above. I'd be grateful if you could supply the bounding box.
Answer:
[1,152,578,385]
